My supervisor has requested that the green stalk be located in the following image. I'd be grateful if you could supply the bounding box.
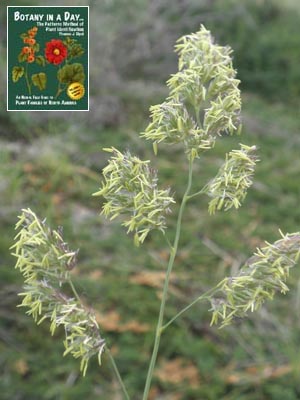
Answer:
[25,63,31,95]
[106,349,131,400]
[142,157,194,400]
[187,185,208,200]
[195,105,202,128]
[68,279,81,302]
[55,65,64,99]
[161,280,226,332]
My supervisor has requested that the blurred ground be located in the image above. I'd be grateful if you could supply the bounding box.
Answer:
[1,0,300,399]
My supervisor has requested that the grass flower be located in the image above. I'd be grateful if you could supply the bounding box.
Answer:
[141,25,241,159]
[206,144,258,214]
[210,232,300,327]
[11,209,105,376]
[93,148,175,245]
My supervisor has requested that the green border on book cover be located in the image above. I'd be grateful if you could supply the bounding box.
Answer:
[7,6,89,111]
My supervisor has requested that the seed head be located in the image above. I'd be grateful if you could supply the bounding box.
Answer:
[141,25,241,159]
[93,148,175,245]
[11,209,105,375]
[206,144,258,214]
[210,232,300,327]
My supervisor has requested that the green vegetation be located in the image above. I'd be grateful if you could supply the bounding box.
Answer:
[2,92,300,399]
[1,0,300,399]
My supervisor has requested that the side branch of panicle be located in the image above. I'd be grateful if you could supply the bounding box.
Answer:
[93,148,175,245]
[210,232,300,327]
[206,144,258,214]
[11,209,105,376]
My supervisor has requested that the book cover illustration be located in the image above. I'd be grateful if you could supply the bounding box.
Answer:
[7,6,89,111]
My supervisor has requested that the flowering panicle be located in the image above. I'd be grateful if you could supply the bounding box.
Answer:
[141,25,241,159]
[174,27,232,71]
[206,144,258,214]
[11,209,105,375]
[93,148,175,245]
[12,208,77,285]
[210,232,300,327]
[146,100,216,160]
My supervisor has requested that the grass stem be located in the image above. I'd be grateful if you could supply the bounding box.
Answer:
[142,157,194,400]
[161,281,226,332]
[107,349,131,400]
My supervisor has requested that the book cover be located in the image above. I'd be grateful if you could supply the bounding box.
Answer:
[7,6,89,111]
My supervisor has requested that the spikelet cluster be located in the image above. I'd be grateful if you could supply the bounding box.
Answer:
[206,144,258,214]
[210,232,300,327]
[141,25,241,159]
[93,148,175,245]
[11,209,105,375]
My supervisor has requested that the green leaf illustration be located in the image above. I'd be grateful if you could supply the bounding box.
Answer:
[12,66,24,83]
[33,43,40,53]
[35,55,46,67]
[57,63,85,85]
[31,73,47,90]
[18,52,28,63]
[69,43,85,59]
[64,37,76,46]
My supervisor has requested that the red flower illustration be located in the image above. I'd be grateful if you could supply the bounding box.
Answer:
[45,39,67,65]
